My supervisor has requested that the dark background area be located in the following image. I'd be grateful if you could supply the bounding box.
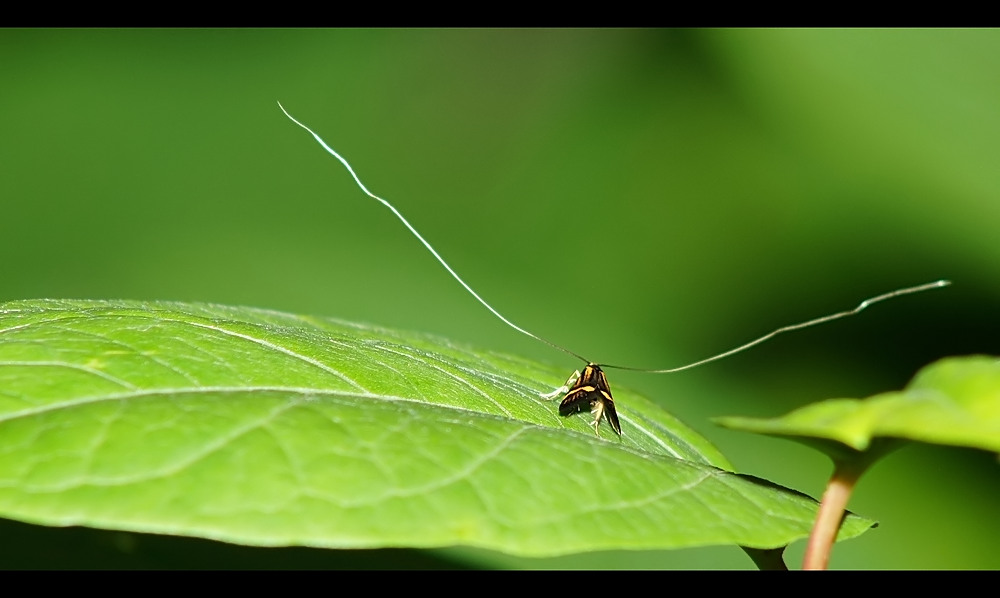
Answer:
[2,29,998,568]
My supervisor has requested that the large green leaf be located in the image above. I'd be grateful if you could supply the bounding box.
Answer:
[0,299,873,556]
[716,356,1000,460]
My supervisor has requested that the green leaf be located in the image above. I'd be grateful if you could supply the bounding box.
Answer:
[715,356,1000,461]
[0,299,873,556]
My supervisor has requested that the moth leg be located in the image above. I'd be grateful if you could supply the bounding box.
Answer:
[540,370,581,399]
[589,399,606,436]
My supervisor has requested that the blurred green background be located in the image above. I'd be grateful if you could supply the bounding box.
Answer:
[2,29,998,569]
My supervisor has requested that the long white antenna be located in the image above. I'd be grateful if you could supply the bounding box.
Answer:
[600,279,951,373]
[279,102,951,373]
[278,102,589,363]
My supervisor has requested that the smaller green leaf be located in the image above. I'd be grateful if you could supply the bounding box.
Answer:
[715,356,1000,460]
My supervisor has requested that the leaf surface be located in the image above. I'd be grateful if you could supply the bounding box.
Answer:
[716,356,1000,460]
[0,299,873,556]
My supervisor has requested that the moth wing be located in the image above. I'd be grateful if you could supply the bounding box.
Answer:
[601,392,622,436]
[558,386,596,416]
[593,367,614,396]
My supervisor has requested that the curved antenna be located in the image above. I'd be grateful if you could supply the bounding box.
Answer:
[279,103,950,375]
[278,102,590,364]
[599,279,951,373]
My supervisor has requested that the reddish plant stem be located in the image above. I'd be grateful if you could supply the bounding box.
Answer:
[802,461,865,570]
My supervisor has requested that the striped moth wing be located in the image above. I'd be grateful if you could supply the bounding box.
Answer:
[558,364,622,437]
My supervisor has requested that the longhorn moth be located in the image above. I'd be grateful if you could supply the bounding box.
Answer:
[278,102,950,438]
